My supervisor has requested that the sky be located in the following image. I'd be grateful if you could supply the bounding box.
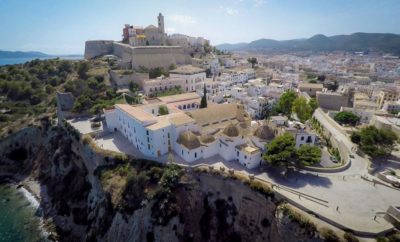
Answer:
[0,0,399,55]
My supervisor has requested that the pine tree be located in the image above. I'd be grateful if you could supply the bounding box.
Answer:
[200,84,207,108]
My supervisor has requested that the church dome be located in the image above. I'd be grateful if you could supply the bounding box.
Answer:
[254,124,275,140]
[223,123,240,137]
[177,131,201,149]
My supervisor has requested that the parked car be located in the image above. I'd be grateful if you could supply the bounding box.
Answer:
[330,156,339,163]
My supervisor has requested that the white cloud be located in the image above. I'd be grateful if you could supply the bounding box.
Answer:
[168,15,197,25]
[225,7,239,16]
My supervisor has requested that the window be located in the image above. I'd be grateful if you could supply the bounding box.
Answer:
[195,152,197,158]
[300,136,304,141]
[168,133,170,138]
[245,155,247,159]
[148,144,150,150]
[146,130,149,135]
[237,151,239,157]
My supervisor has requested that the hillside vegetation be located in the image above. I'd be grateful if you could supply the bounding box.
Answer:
[0,58,121,136]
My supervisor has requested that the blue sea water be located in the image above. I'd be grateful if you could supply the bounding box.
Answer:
[0,56,83,66]
[0,183,45,242]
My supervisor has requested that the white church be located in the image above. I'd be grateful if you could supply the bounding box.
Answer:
[104,93,277,169]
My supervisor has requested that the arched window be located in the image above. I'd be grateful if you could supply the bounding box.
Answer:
[183,104,186,109]
[191,103,195,108]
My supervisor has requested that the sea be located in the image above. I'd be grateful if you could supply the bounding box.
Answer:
[0,56,83,66]
[0,183,47,242]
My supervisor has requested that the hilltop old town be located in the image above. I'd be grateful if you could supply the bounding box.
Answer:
[50,12,400,240]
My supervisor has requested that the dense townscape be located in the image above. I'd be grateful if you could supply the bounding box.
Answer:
[1,11,400,242]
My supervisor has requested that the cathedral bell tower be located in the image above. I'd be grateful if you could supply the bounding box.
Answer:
[158,13,165,34]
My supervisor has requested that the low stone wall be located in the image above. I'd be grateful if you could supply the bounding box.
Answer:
[109,70,148,88]
[313,109,351,164]
[302,159,351,173]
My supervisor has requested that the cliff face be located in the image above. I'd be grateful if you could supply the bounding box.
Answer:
[0,123,315,242]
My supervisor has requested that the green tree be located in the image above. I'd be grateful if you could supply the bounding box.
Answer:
[200,85,207,108]
[317,75,326,82]
[309,98,319,112]
[168,64,176,71]
[160,164,183,189]
[325,80,338,91]
[247,57,258,68]
[351,126,398,158]
[276,90,297,116]
[129,81,139,92]
[296,145,322,166]
[334,111,360,126]
[158,105,169,116]
[59,60,73,73]
[264,133,296,168]
[292,96,313,123]
[149,67,168,79]
[205,68,212,78]
[77,61,90,79]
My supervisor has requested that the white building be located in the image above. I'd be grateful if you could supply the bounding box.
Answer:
[169,65,206,92]
[104,94,272,169]
[142,76,185,96]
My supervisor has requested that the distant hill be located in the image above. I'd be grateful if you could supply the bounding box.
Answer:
[0,50,51,58]
[216,33,400,56]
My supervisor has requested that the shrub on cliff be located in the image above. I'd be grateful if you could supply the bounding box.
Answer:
[151,164,184,225]
[320,227,339,242]
[344,232,359,242]
[247,180,274,198]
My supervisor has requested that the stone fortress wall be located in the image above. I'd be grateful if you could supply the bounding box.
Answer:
[131,46,190,69]
[84,40,191,69]
[84,40,114,59]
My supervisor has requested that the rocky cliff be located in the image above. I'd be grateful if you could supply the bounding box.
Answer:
[0,121,320,242]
